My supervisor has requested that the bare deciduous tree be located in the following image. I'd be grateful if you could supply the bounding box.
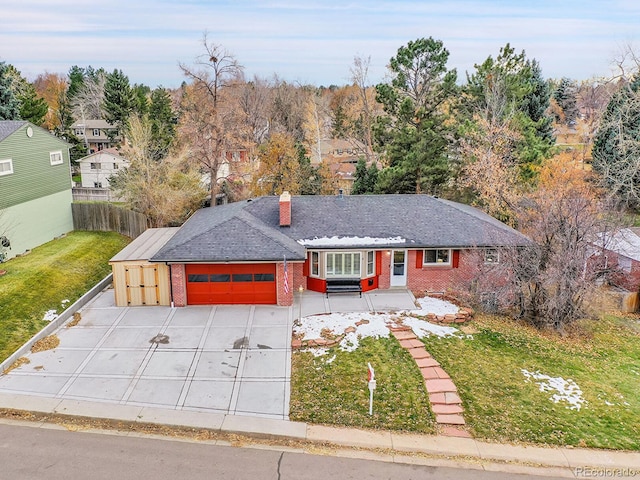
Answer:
[178,33,244,204]
[111,115,207,227]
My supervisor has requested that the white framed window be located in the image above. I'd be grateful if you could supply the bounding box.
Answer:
[326,252,361,277]
[90,162,101,170]
[74,128,83,136]
[310,251,319,276]
[366,250,375,276]
[0,159,13,176]
[424,249,451,265]
[93,128,100,137]
[49,151,63,165]
[94,181,102,188]
[484,248,500,264]
[113,163,119,169]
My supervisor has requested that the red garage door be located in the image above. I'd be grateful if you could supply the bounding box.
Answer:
[185,264,277,305]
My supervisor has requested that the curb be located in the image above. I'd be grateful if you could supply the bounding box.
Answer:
[0,394,638,476]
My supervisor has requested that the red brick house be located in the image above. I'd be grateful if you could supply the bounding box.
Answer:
[147,192,529,307]
[594,227,640,292]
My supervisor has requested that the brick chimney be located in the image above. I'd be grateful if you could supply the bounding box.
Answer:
[279,191,291,227]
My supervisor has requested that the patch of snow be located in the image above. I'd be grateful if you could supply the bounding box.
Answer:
[521,369,585,411]
[43,310,58,322]
[401,316,459,338]
[297,236,406,247]
[61,299,70,306]
[326,354,337,364]
[294,296,465,355]
[604,400,615,406]
[405,297,460,316]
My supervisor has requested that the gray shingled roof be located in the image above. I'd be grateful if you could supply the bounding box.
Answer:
[152,194,530,263]
[0,121,27,143]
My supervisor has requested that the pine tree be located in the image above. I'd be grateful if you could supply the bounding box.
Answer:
[103,69,135,134]
[18,83,48,126]
[0,62,21,120]
[592,76,640,208]
[553,77,579,125]
[149,87,177,159]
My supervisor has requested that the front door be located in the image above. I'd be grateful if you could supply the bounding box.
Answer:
[390,249,407,286]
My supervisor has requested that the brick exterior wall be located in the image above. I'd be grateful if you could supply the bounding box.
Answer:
[277,261,305,306]
[601,251,640,291]
[170,264,187,307]
[406,249,478,296]
[379,250,391,289]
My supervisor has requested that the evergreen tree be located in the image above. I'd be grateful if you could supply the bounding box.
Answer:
[148,87,177,160]
[351,158,379,194]
[103,69,135,134]
[133,83,150,117]
[18,83,48,126]
[592,76,640,208]
[553,77,579,125]
[374,37,457,194]
[0,62,21,120]
[462,44,555,180]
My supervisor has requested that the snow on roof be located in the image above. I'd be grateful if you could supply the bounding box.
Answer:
[297,235,407,247]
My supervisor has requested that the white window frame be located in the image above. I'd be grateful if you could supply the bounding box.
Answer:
[92,128,100,137]
[0,158,13,176]
[310,251,319,277]
[74,129,83,136]
[423,248,451,266]
[94,181,102,188]
[484,248,500,264]
[366,250,375,276]
[49,150,63,166]
[326,251,361,278]
[90,162,101,170]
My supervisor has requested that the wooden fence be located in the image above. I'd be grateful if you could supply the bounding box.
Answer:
[72,187,123,202]
[72,203,147,239]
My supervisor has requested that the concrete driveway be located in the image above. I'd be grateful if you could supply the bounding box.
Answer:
[0,291,293,419]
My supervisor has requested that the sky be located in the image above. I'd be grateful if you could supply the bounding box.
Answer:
[1,0,639,89]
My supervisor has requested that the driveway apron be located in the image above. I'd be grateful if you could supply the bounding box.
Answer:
[0,292,293,420]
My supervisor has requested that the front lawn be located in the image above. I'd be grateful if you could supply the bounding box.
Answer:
[0,231,130,361]
[421,314,640,450]
[290,337,436,433]
[290,304,640,450]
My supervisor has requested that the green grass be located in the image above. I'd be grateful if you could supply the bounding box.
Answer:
[421,314,640,450]
[0,231,130,361]
[290,337,436,433]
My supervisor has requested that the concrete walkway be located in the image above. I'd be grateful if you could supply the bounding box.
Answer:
[0,291,293,419]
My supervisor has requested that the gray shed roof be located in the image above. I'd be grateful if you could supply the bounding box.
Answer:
[110,228,180,262]
[152,194,530,263]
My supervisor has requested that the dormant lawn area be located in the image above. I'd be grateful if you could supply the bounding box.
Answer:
[0,231,130,361]
[290,301,640,451]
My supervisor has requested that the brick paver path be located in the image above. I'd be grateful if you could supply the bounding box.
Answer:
[389,325,471,438]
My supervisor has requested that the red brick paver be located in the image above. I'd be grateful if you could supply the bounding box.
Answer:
[388,323,469,437]
[415,357,440,368]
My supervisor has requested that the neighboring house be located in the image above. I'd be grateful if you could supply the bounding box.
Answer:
[0,121,73,261]
[316,139,373,194]
[594,228,640,291]
[72,119,119,154]
[109,192,529,307]
[77,148,129,188]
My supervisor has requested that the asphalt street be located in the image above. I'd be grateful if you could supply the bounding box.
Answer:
[0,422,569,480]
